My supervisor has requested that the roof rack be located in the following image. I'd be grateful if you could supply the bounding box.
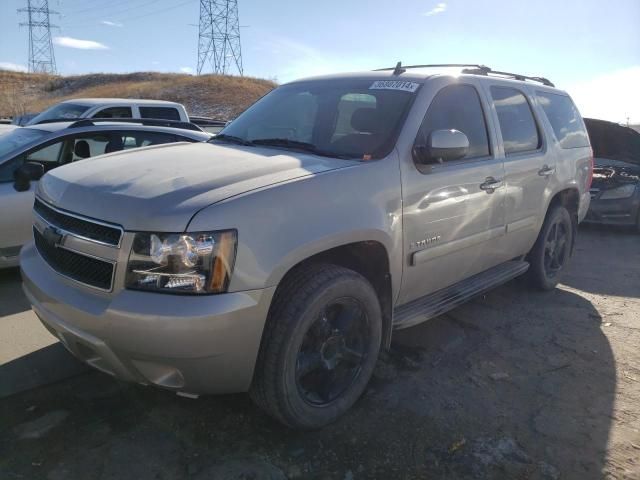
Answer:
[64,118,204,132]
[374,62,554,87]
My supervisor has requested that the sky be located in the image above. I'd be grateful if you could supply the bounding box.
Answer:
[0,0,639,123]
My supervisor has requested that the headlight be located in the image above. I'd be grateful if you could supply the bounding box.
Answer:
[125,230,237,294]
[599,184,636,200]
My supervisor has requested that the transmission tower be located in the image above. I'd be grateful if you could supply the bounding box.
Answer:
[197,0,243,76]
[18,0,57,74]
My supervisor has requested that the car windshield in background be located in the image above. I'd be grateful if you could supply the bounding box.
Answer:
[214,79,419,159]
[28,103,91,125]
[0,127,48,158]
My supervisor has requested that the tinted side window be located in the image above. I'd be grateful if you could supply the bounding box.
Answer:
[490,87,540,155]
[67,133,112,162]
[537,92,589,149]
[139,107,181,121]
[119,131,178,149]
[93,107,133,119]
[26,141,63,165]
[418,84,490,160]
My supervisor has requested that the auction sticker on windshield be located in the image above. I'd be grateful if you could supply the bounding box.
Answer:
[369,80,420,92]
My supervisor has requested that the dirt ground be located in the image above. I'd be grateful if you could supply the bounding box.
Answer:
[1,226,639,480]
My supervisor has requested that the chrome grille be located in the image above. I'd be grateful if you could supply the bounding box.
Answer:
[34,227,114,290]
[34,199,122,247]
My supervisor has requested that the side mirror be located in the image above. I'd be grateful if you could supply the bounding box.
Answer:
[413,129,469,164]
[13,162,44,192]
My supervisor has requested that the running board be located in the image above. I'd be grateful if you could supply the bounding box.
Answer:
[393,260,529,330]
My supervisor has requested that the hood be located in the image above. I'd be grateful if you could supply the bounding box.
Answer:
[38,142,357,231]
[0,124,18,136]
[592,157,640,190]
[594,157,640,169]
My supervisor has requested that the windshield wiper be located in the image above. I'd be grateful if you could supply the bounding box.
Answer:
[251,138,355,159]
[209,134,254,146]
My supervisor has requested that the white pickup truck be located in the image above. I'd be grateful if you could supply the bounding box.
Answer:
[27,98,190,125]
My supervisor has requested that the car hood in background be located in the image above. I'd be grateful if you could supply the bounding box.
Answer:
[592,157,640,192]
[0,124,19,136]
[594,157,640,169]
[38,142,358,231]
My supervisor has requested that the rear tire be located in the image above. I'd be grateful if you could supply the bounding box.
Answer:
[527,205,574,290]
[250,264,382,429]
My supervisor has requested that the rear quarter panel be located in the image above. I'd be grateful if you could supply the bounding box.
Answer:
[530,88,592,225]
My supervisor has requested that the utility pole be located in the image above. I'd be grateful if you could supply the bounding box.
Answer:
[197,0,243,76]
[18,0,57,74]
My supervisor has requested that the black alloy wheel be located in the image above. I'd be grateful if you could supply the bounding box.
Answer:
[543,217,570,279]
[295,298,369,406]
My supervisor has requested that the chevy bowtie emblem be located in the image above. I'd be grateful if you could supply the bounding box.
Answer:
[42,226,64,247]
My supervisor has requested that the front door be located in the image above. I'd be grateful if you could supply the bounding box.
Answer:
[0,140,65,262]
[0,181,36,263]
[398,82,506,305]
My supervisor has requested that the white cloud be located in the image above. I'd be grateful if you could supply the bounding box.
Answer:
[179,66,194,74]
[101,20,123,27]
[424,2,447,16]
[53,36,109,50]
[565,66,640,124]
[0,61,28,72]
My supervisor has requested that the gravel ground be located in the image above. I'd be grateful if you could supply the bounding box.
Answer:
[1,226,639,480]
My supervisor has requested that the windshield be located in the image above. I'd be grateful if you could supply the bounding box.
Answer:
[214,79,419,159]
[0,128,48,158]
[28,103,91,125]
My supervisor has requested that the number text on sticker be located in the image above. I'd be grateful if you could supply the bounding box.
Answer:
[369,80,420,92]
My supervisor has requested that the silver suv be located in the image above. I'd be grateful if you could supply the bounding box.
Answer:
[21,64,593,429]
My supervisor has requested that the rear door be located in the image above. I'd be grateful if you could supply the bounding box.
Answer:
[398,80,506,305]
[483,84,553,259]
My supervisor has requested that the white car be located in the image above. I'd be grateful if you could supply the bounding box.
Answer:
[27,98,190,125]
[0,119,210,268]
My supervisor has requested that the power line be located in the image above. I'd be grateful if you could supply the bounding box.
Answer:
[64,0,149,16]
[60,0,195,29]
[18,0,57,74]
[197,0,243,76]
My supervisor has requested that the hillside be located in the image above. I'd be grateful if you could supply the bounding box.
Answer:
[0,70,276,120]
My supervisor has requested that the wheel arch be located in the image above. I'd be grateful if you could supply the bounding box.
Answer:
[268,240,394,349]
[544,187,580,253]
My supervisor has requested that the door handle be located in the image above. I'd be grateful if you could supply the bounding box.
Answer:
[538,165,556,177]
[480,176,503,193]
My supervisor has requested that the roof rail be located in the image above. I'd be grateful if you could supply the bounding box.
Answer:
[375,63,490,73]
[65,118,204,132]
[461,67,555,87]
[374,62,555,87]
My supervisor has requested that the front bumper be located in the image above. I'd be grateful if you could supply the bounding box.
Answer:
[21,242,275,395]
[583,194,640,227]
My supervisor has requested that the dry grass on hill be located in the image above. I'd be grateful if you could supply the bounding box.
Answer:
[0,70,276,120]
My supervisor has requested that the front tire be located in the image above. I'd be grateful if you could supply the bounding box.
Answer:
[250,264,382,429]
[527,205,574,290]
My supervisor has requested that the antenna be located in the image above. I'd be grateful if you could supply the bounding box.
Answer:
[197,0,243,76]
[18,0,57,74]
